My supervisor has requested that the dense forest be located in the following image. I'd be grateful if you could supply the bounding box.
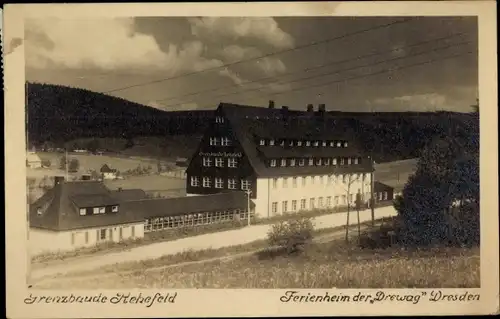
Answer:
[27,82,479,163]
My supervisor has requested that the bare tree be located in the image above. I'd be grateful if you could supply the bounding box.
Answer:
[339,172,362,243]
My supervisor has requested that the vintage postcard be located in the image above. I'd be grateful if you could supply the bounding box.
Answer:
[4,1,499,317]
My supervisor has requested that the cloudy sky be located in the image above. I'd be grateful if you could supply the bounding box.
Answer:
[25,16,478,112]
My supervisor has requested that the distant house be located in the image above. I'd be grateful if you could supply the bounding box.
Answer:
[29,176,247,254]
[100,164,117,180]
[26,152,42,169]
[374,181,395,202]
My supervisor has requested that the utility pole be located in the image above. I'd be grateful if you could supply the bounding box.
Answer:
[370,157,376,227]
[245,189,252,226]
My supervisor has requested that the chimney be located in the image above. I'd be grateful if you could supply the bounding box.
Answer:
[54,176,65,186]
[318,104,326,113]
[281,105,289,111]
[268,100,275,109]
[307,104,314,112]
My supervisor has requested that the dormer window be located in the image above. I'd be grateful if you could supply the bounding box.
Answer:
[322,141,327,147]
[348,158,352,165]
[297,141,303,146]
[290,159,296,166]
[314,141,319,147]
[280,140,285,147]
[337,141,342,147]
[344,141,348,148]
[308,158,314,166]
[112,206,119,213]
[340,158,345,165]
[355,157,361,165]
[79,208,86,216]
[37,208,43,216]
[270,159,277,167]
[299,159,305,166]
[316,158,322,166]
[289,140,294,147]
[260,139,265,146]
[269,140,275,146]
[330,141,334,147]
[333,158,338,165]
[281,159,287,167]
[99,207,105,214]
[93,207,100,215]
[324,158,330,166]
[306,141,311,147]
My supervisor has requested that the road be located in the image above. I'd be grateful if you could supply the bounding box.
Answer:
[30,206,396,281]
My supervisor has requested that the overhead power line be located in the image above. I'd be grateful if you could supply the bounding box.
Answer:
[102,18,415,94]
[160,40,473,109]
[247,50,474,102]
[155,32,468,104]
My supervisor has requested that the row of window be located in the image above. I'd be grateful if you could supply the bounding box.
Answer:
[272,173,369,189]
[78,205,119,216]
[144,209,250,232]
[209,137,231,146]
[190,176,252,190]
[269,156,362,168]
[202,157,238,168]
[260,139,348,148]
[271,193,371,214]
[70,226,136,245]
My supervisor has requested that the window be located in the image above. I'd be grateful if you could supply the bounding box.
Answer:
[333,158,337,165]
[272,178,278,189]
[297,141,303,146]
[353,173,358,181]
[209,137,218,145]
[270,159,277,167]
[241,179,250,190]
[322,141,327,147]
[316,158,322,166]
[330,141,335,147]
[357,157,362,165]
[228,158,237,168]
[354,157,359,165]
[228,178,237,189]
[100,229,107,240]
[338,174,343,183]
[289,140,294,147]
[269,140,275,146]
[324,158,330,166]
[282,201,288,213]
[299,159,305,166]
[99,207,105,214]
[318,197,324,208]
[215,116,225,123]
[203,177,211,188]
[337,141,342,147]
[221,137,231,146]
[310,198,315,209]
[203,157,212,167]
[190,176,200,187]
[348,158,352,165]
[71,233,75,245]
[306,141,311,146]
[313,141,319,147]
[283,178,288,188]
[292,200,297,212]
[272,202,278,214]
[344,141,348,147]
[281,159,287,167]
[308,158,314,166]
[260,139,265,146]
[112,205,119,213]
[37,208,43,216]
[79,208,86,216]
[342,195,347,205]
[343,175,348,183]
[322,175,327,184]
[215,158,224,167]
[215,177,223,189]
[335,196,339,206]
[301,177,306,187]
[93,207,99,215]
[292,177,297,188]
[327,196,332,207]
[290,159,296,166]
[280,140,285,146]
[85,232,89,244]
[340,158,345,165]
[300,199,306,210]
[119,227,123,240]
[384,191,388,200]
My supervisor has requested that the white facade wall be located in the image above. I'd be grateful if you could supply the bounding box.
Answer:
[102,172,116,180]
[29,222,144,255]
[254,173,372,218]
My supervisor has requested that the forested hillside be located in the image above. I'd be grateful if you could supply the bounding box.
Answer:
[27,82,478,163]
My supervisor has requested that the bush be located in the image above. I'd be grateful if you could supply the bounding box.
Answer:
[267,218,314,255]
[41,159,51,168]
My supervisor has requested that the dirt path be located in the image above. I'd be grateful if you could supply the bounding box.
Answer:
[29,207,396,282]
[31,223,376,288]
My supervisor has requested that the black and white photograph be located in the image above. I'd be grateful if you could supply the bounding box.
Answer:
[3,2,499,317]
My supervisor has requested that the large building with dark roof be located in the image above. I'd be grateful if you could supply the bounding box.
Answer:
[186,102,375,218]
[29,176,247,254]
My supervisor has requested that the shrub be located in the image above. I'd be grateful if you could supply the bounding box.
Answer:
[41,159,51,168]
[267,217,314,255]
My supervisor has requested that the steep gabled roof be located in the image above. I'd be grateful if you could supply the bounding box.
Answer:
[218,103,373,177]
[100,164,116,173]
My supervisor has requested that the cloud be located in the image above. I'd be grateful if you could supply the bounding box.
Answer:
[148,100,200,111]
[219,44,287,77]
[372,93,448,111]
[188,17,295,49]
[24,18,224,75]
